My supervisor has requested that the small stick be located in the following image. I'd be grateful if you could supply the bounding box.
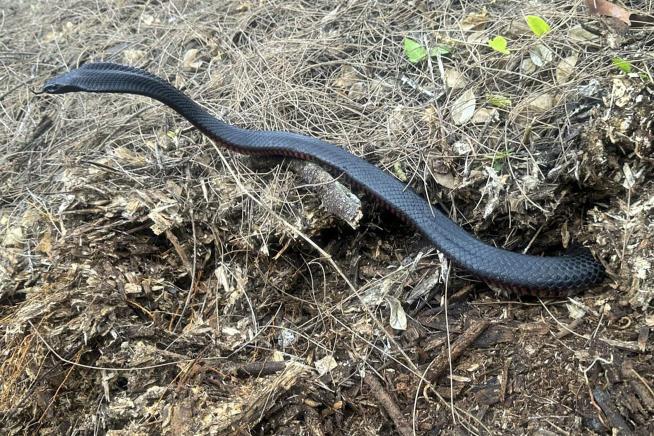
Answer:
[426,319,491,383]
[247,157,362,228]
[289,160,362,229]
[499,357,511,403]
[165,229,192,274]
[234,361,288,378]
[364,373,413,436]
[555,316,585,340]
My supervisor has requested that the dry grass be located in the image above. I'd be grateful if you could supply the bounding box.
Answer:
[1,0,653,434]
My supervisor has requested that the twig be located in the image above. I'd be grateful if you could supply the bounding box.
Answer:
[247,157,362,228]
[555,316,586,340]
[499,357,511,403]
[425,319,491,383]
[289,160,362,228]
[165,229,192,274]
[364,373,412,436]
[233,360,288,378]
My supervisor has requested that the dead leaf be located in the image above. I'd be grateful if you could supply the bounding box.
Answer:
[622,162,637,190]
[567,25,601,45]
[141,14,157,26]
[35,229,53,256]
[421,105,439,125]
[585,0,631,25]
[387,105,410,132]
[124,283,142,294]
[480,166,507,219]
[113,146,146,165]
[315,355,337,376]
[556,54,578,84]
[235,2,252,13]
[521,58,537,74]
[277,328,297,348]
[432,171,458,190]
[471,107,498,124]
[444,68,468,89]
[526,93,555,113]
[451,88,476,125]
[347,82,367,100]
[182,49,203,71]
[3,225,23,247]
[611,77,631,107]
[507,18,532,36]
[333,65,360,91]
[387,297,407,330]
[561,221,570,248]
[123,49,146,64]
[529,43,553,67]
[566,302,587,319]
[42,21,76,43]
[333,65,358,90]
[466,31,488,45]
[448,374,471,383]
[460,9,488,31]
[452,139,472,155]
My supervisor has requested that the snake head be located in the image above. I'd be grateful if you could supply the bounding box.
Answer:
[41,70,83,94]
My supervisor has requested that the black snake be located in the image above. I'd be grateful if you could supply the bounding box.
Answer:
[41,62,605,296]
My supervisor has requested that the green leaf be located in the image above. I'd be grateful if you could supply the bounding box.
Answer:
[612,57,632,74]
[403,38,451,63]
[488,36,509,55]
[490,150,512,172]
[525,15,550,37]
[429,44,452,56]
[486,94,512,108]
[403,37,427,63]
[492,161,504,173]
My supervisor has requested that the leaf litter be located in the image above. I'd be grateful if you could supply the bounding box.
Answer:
[1,0,653,434]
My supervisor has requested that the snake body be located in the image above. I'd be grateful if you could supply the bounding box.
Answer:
[42,62,605,296]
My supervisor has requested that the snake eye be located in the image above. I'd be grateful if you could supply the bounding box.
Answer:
[42,83,62,93]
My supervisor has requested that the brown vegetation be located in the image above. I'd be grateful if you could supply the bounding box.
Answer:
[1,0,652,434]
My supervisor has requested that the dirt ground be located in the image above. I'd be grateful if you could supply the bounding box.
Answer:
[1,0,653,434]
